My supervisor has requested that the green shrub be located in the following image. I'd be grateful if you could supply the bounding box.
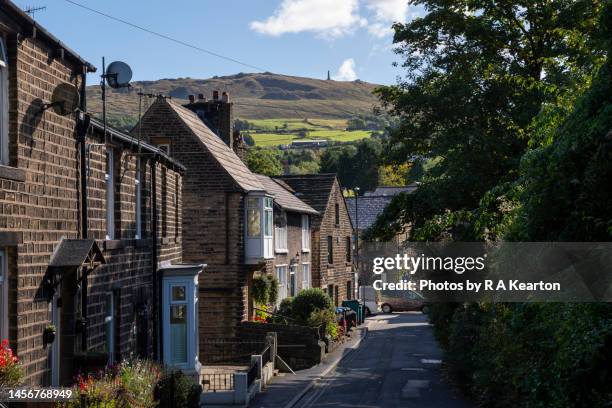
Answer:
[156,370,201,408]
[252,276,269,305]
[291,288,333,324]
[267,275,279,305]
[431,303,612,408]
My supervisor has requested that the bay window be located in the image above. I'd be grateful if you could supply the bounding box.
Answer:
[274,211,287,252]
[301,215,310,252]
[245,194,274,263]
[0,37,8,165]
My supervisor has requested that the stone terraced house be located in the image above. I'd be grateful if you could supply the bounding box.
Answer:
[134,94,319,362]
[0,1,201,386]
[277,174,356,305]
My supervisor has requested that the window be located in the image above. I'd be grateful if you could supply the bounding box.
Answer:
[274,211,287,252]
[276,266,288,302]
[346,237,351,262]
[327,235,333,264]
[246,195,274,261]
[135,166,142,239]
[161,168,167,237]
[301,215,310,251]
[105,148,115,240]
[289,264,297,297]
[334,286,339,306]
[0,38,8,165]
[335,203,340,226]
[0,250,7,340]
[247,197,261,237]
[346,281,352,300]
[301,263,310,290]
[169,285,188,364]
[327,285,333,301]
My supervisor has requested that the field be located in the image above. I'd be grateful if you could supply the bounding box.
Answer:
[245,118,371,146]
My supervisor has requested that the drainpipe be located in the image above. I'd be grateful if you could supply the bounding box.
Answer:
[150,156,161,361]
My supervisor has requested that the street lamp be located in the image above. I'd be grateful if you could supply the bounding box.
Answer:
[354,187,360,295]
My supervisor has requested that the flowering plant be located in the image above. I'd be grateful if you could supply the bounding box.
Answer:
[0,339,23,387]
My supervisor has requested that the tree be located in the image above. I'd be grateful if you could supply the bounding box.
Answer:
[371,0,604,241]
[246,148,283,176]
[320,139,382,193]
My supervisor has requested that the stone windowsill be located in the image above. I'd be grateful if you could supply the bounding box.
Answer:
[104,239,124,251]
[301,248,311,253]
[0,164,26,182]
[275,248,288,254]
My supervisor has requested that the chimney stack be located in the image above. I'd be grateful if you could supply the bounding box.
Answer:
[212,90,219,100]
[182,89,234,149]
[188,94,195,103]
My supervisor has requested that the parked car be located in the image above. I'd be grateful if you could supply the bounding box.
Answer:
[379,290,429,314]
[358,286,379,316]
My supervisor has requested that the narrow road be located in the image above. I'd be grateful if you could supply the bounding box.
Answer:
[293,312,471,408]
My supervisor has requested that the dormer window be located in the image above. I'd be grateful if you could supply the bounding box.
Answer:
[245,194,274,263]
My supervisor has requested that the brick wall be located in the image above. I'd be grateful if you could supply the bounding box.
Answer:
[0,23,184,385]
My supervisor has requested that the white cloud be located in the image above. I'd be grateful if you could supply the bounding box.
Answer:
[333,58,358,81]
[250,0,366,39]
[364,0,422,37]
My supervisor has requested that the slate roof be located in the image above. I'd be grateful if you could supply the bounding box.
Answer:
[275,174,337,215]
[165,99,264,192]
[364,184,419,197]
[347,184,419,230]
[345,196,394,231]
[49,239,105,268]
[255,174,318,215]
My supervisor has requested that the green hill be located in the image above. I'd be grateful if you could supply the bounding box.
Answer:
[86,72,382,130]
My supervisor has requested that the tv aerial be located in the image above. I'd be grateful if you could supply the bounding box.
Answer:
[100,58,133,142]
[43,83,80,115]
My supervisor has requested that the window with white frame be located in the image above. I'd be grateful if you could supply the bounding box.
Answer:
[246,195,274,262]
[0,37,9,165]
[263,197,273,258]
[274,211,287,252]
[135,165,142,239]
[275,265,288,302]
[301,215,310,251]
[301,263,310,290]
[0,250,7,340]
[106,148,115,240]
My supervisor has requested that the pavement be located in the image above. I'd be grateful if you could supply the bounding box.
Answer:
[250,312,471,408]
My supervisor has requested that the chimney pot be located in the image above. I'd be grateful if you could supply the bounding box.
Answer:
[188,95,195,103]
[213,90,219,100]
[222,92,230,103]
[198,93,205,100]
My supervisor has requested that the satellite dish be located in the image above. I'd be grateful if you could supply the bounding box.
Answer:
[47,83,80,115]
[106,61,132,88]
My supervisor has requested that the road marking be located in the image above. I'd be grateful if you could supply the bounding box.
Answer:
[401,367,425,371]
[420,359,442,364]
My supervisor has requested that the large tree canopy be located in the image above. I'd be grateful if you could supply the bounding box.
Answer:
[369,0,605,241]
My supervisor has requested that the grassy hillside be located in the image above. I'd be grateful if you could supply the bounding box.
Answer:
[246,118,371,146]
[86,72,381,130]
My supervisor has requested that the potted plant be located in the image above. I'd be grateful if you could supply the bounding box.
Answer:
[43,324,56,347]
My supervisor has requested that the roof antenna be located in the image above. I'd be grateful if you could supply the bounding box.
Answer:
[24,5,47,16]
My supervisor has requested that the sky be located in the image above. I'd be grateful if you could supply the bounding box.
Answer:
[27,0,423,85]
